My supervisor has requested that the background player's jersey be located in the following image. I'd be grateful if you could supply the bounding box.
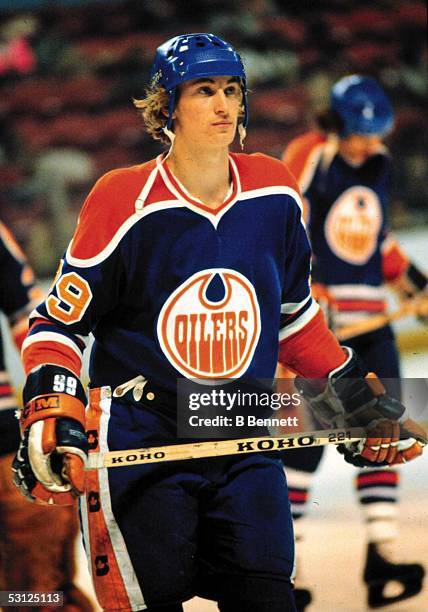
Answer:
[23,152,345,393]
[0,221,41,454]
[282,133,409,330]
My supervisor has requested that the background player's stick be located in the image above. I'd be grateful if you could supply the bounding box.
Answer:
[336,296,428,341]
[87,427,363,469]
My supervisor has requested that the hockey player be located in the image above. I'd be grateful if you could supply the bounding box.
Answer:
[12,37,426,612]
[0,220,93,611]
[281,74,428,609]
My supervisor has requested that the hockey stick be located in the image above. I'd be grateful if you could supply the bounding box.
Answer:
[336,296,428,341]
[86,427,363,470]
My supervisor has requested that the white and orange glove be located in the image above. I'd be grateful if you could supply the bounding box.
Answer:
[12,365,88,505]
[295,348,427,467]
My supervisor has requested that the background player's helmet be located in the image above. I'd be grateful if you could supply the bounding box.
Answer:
[150,33,248,130]
[331,75,394,137]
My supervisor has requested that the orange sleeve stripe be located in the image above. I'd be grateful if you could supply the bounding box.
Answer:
[13,329,28,353]
[30,317,57,328]
[278,309,347,378]
[335,299,386,312]
[0,220,26,261]
[382,242,409,281]
[281,132,325,186]
[12,319,29,352]
[22,342,82,377]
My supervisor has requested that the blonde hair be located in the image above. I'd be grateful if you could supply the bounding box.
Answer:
[134,85,171,146]
[134,81,246,146]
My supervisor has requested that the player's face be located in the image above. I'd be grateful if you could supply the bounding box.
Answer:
[172,76,242,148]
[338,134,384,165]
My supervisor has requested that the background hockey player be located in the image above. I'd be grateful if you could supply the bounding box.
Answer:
[0,219,93,611]
[281,74,428,609]
[12,36,426,612]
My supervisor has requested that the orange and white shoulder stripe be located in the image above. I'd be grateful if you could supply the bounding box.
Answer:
[233,152,306,224]
[66,159,185,268]
[281,132,326,194]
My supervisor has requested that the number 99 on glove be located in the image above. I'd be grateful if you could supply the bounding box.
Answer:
[12,365,88,506]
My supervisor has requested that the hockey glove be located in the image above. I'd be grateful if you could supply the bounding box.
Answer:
[336,418,427,467]
[416,293,428,325]
[12,365,88,505]
[393,262,428,325]
[295,348,427,467]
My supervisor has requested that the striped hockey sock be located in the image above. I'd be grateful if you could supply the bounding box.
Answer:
[355,468,399,542]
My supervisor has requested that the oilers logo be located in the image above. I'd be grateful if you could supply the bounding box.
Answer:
[325,186,382,265]
[157,269,261,379]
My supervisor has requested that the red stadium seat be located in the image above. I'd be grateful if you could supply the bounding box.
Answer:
[397,2,427,25]
[251,87,309,124]
[345,42,400,70]
[3,75,116,116]
[262,17,308,46]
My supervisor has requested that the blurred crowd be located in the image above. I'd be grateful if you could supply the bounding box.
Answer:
[0,0,426,276]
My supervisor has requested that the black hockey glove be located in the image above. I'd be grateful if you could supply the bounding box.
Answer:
[394,262,428,325]
[295,348,427,467]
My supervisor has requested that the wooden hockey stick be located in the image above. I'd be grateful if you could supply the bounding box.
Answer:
[86,427,363,470]
[336,296,428,341]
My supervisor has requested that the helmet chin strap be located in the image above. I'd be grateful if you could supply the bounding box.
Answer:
[163,88,176,148]
[238,124,246,149]
[163,126,175,145]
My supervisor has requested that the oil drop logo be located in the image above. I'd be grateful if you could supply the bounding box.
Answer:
[158,269,261,379]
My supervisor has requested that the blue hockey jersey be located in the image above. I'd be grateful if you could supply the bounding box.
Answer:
[23,152,345,391]
[0,220,41,453]
[282,133,409,330]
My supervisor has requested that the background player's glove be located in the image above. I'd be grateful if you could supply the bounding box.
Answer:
[295,348,427,467]
[415,293,428,325]
[12,365,88,505]
[392,262,428,325]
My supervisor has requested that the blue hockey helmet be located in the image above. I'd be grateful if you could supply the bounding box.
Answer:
[331,75,394,137]
[150,33,248,130]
